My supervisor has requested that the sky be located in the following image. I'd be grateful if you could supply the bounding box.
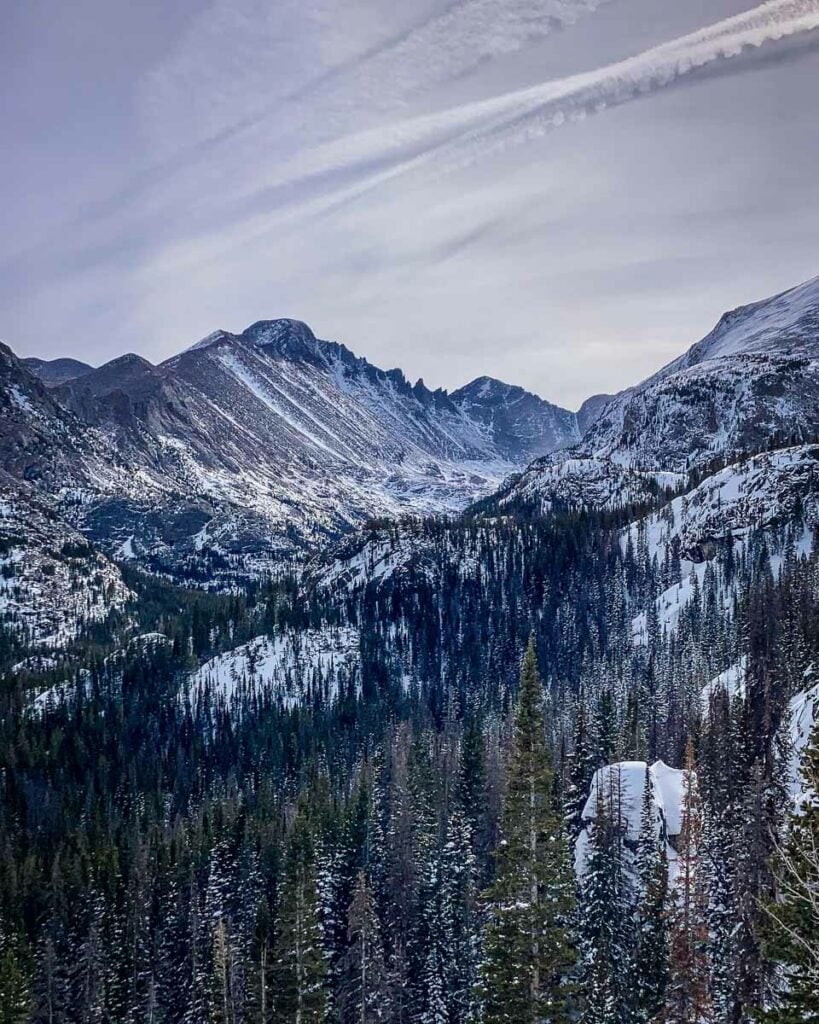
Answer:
[2,0,819,409]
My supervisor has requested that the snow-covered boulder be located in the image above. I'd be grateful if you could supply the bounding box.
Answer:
[575,759,689,882]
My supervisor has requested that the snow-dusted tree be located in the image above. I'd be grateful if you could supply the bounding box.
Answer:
[634,766,669,1024]
[479,639,576,1024]
[762,720,819,1024]
[68,889,110,1024]
[564,691,596,842]
[577,768,635,1024]
[0,920,30,1024]
[667,740,710,1024]
[273,808,327,1024]
[340,870,390,1024]
[31,912,68,1024]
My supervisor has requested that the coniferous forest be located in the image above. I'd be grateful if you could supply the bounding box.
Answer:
[1,494,818,1024]
[6,0,819,1019]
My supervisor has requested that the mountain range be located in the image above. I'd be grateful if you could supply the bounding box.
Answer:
[4,273,819,1024]
[2,273,819,642]
[2,318,579,586]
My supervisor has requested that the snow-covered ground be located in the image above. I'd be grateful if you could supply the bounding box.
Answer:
[182,625,361,714]
[700,658,747,709]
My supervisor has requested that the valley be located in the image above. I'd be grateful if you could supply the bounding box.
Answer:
[1,275,819,1023]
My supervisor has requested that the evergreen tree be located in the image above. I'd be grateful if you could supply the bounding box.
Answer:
[273,808,327,1024]
[667,740,709,1024]
[479,639,576,1024]
[577,767,636,1024]
[340,870,390,1024]
[762,720,819,1024]
[564,692,597,841]
[0,922,30,1024]
[634,766,669,1024]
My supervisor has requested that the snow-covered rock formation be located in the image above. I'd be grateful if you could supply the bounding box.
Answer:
[574,760,689,883]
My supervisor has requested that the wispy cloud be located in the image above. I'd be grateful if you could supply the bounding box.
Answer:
[133,0,819,277]
[5,0,819,405]
[139,0,617,158]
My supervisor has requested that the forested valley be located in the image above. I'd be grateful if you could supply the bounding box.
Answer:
[1,493,818,1024]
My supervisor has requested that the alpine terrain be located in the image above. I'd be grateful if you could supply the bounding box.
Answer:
[1,275,819,1024]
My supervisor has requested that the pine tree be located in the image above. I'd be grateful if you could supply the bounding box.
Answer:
[340,870,390,1024]
[32,916,68,1024]
[0,922,30,1024]
[667,740,710,1024]
[457,717,489,871]
[634,766,669,1024]
[577,767,636,1024]
[761,720,819,1024]
[594,690,617,769]
[273,807,327,1024]
[439,806,480,1023]
[479,639,576,1024]
[247,897,274,1024]
[564,692,596,841]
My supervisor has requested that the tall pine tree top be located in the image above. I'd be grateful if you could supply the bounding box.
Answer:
[479,637,576,1024]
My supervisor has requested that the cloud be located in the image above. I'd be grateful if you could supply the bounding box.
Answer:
[138,0,617,159]
[128,0,819,279]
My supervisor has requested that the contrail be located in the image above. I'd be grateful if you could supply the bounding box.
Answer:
[137,0,819,277]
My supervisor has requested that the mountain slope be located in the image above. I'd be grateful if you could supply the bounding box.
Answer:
[450,376,579,460]
[584,274,819,470]
[23,356,94,386]
[2,321,577,583]
[493,275,819,513]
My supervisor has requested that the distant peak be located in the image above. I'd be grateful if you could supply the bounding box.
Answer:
[99,353,154,373]
[453,376,523,403]
[22,356,94,386]
[242,319,320,361]
[186,329,237,353]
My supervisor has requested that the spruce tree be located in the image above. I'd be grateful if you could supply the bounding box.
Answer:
[479,638,576,1024]
[341,870,390,1024]
[0,923,30,1024]
[564,692,596,842]
[634,766,670,1024]
[577,767,636,1024]
[667,739,710,1024]
[273,808,327,1024]
[762,720,819,1024]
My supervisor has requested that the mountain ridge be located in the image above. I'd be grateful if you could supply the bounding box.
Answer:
[492,273,819,514]
[2,319,579,583]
